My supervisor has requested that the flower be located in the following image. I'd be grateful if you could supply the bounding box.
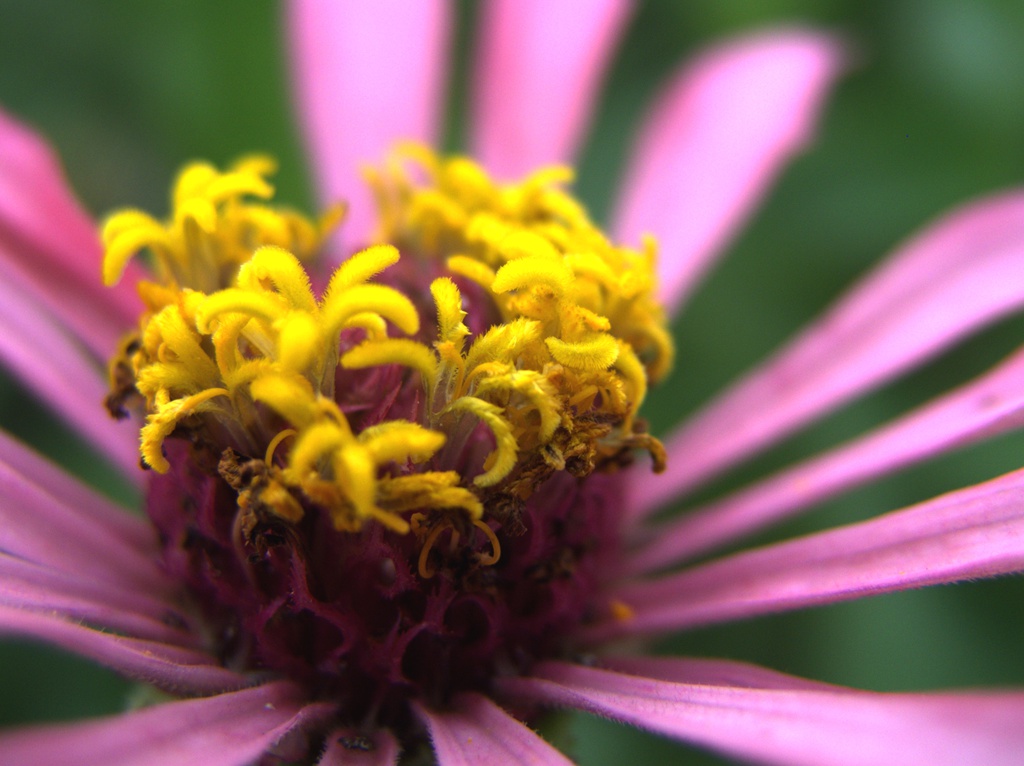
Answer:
[2,2,1024,765]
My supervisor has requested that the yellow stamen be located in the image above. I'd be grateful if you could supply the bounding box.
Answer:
[442,397,518,487]
[265,429,296,466]
[341,339,439,383]
[473,520,501,566]
[105,147,673,546]
[418,522,449,579]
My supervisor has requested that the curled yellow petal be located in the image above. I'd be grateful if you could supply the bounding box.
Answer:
[196,289,287,333]
[275,312,322,374]
[102,221,172,286]
[545,333,620,371]
[431,277,468,346]
[445,255,496,291]
[491,255,573,296]
[378,472,483,520]
[341,339,439,383]
[289,421,349,476]
[324,244,400,297]
[444,397,518,487]
[249,372,320,430]
[613,340,647,417]
[140,388,228,472]
[476,370,561,443]
[321,284,420,339]
[464,318,542,372]
[239,246,317,313]
[358,421,446,464]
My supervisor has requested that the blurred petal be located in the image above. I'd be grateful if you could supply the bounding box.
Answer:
[0,107,141,358]
[629,190,1024,519]
[0,429,146,544]
[471,0,630,179]
[0,605,244,695]
[288,0,451,251]
[0,681,329,766]
[415,692,572,765]
[628,344,1024,574]
[607,467,1024,638]
[0,553,194,645]
[0,448,164,592]
[612,29,843,314]
[0,278,141,480]
[500,660,1024,766]
[317,728,400,765]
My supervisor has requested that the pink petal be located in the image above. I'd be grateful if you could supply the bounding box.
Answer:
[287,0,452,252]
[0,107,141,359]
[0,553,195,645]
[470,0,631,180]
[629,190,1024,520]
[0,278,142,480]
[415,692,572,766]
[0,429,149,547]
[627,344,1024,574]
[0,681,330,766]
[0,450,166,593]
[317,728,400,765]
[500,659,1024,766]
[604,467,1024,639]
[612,29,843,315]
[0,605,245,696]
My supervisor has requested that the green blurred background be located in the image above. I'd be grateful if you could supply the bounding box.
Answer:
[2,1,1024,763]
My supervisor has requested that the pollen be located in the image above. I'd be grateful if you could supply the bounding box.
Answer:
[104,149,673,574]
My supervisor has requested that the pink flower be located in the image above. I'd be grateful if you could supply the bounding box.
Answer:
[2,1,1024,764]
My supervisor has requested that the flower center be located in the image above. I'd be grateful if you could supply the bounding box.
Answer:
[103,146,672,734]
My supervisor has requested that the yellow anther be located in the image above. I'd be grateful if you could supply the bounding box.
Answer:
[265,429,297,465]
[320,284,421,339]
[475,370,561,444]
[545,334,620,371]
[323,244,400,295]
[140,387,229,472]
[357,421,446,464]
[613,341,647,425]
[289,421,350,477]
[174,197,218,233]
[431,278,469,346]
[275,312,322,374]
[341,339,439,383]
[445,256,496,290]
[472,520,501,566]
[107,146,673,546]
[418,521,449,579]
[147,305,221,390]
[238,246,317,313]
[416,515,499,579]
[103,157,334,295]
[102,215,171,286]
[201,169,274,204]
[342,312,389,341]
[463,318,542,372]
[235,154,278,176]
[443,397,518,487]
[377,473,483,519]
[173,162,218,203]
[196,289,286,333]
[564,252,619,291]
[250,373,322,430]
[491,256,573,297]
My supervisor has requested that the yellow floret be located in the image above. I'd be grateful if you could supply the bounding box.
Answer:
[104,146,674,548]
